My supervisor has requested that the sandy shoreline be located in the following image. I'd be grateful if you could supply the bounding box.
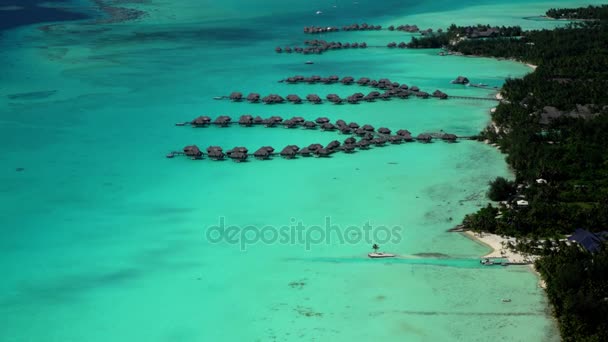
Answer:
[462,231,531,262]
[462,231,546,288]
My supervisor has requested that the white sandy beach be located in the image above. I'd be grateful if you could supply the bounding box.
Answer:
[463,231,535,264]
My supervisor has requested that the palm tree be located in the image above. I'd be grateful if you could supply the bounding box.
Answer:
[372,244,379,253]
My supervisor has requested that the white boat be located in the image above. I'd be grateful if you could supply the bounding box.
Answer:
[368,252,396,258]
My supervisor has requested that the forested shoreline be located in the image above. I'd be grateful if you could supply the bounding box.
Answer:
[412,5,608,341]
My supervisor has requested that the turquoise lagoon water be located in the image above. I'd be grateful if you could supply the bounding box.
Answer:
[0,0,603,341]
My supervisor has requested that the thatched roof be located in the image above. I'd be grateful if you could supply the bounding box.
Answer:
[303,121,317,128]
[191,116,211,126]
[417,133,432,142]
[183,145,202,157]
[229,92,243,100]
[451,76,469,85]
[254,148,270,158]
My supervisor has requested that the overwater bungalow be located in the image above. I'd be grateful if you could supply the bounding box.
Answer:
[262,94,285,104]
[308,143,323,151]
[388,135,404,144]
[368,91,381,98]
[283,119,298,128]
[229,152,248,162]
[335,119,347,127]
[387,42,397,48]
[417,133,433,143]
[397,130,414,142]
[291,116,305,124]
[183,145,203,159]
[253,116,264,124]
[346,96,359,104]
[341,144,356,153]
[280,146,297,159]
[344,137,356,145]
[326,94,343,104]
[287,94,302,104]
[354,128,367,136]
[303,121,317,129]
[362,124,375,132]
[254,147,271,160]
[207,149,225,160]
[306,94,322,104]
[348,122,360,129]
[315,117,330,124]
[275,47,282,53]
[417,91,430,99]
[326,140,341,150]
[340,127,352,134]
[341,76,354,85]
[262,146,275,153]
[315,148,331,157]
[321,122,337,131]
[441,133,458,142]
[451,76,470,84]
[191,115,211,127]
[432,90,448,99]
[410,86,420,92]
[362,132,374,141]
[378,127,391,135]
[229,92,243,101]
[285,145,300,152]
[357,77,370,85]
[372,137,387,146]
[238,115,254,126]
[398,42,407,49]
[356,140,370,149]
[299,147,312,157]
[227,146,248,156]
[214,115,232,127]
[247,93,260,103]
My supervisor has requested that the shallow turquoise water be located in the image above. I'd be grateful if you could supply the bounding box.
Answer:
[0,0,602,341]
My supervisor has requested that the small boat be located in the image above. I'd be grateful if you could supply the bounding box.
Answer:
[175,122,187,126]
[166,153,175,158]
[502,298,511,303]
[305,61,314,65]
[213,96,224,100]
[368,252,396,259]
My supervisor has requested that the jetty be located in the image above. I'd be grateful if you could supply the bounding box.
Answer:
[168,115,467,162]
[216,76,499,104]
